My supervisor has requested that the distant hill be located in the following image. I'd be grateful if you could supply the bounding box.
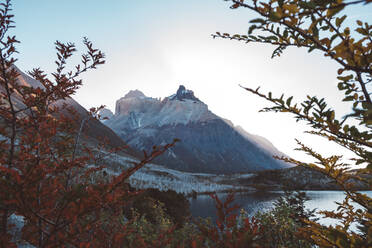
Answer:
[235,166,371,191]
[4,66,132,154]
[103,85,291,173]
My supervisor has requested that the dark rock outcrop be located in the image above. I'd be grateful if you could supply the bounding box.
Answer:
[170,85,200,102]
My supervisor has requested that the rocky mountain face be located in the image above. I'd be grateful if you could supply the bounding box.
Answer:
[4,67,129,151]
[104,85,291,173]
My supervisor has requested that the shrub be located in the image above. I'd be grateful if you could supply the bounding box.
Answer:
[192,192,262,248]
[218,0,372,246]
[0,1,176,246]
[255,191,315,248]
[124,188,191,228]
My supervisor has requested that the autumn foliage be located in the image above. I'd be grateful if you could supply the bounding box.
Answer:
[1,0,371,247]
[0,0,264,247]
[0,0,177,247]
[218,0,371,247]
[192,192,262,248]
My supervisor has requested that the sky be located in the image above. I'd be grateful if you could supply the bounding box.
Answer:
[12,0,372,165]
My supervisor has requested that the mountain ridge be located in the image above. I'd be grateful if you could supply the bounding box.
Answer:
[104,85,291,173]
[8,66,133,153]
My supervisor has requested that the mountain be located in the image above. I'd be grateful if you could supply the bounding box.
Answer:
[104,85,291,173]
[4,66,129,152]
[6,67,259,192]
[234,126,288,160]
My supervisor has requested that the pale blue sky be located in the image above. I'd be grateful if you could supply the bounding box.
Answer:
[12,0,372,164]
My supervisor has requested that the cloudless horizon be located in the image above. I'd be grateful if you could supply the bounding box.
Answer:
[13,0,372,165]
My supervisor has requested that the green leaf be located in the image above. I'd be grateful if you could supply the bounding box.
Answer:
[298,1,316,9]
[356,28,368,35]
[337,75,353,81]
[343,125,349,132]
[330,33,338,42]
[266,35,278,41]
[286,96,293,106]
[344,27,350,35]
[356,159,365,165]
[312,26,319,37]
[249,18,266,24]
[335,15,346,27]
[343,96,354,101]
[283,29,288,38]
[248,25,257,34]
[361,102,371,110]
[269,11,281,21]
[327,5,345,17]
[330,111,335,120]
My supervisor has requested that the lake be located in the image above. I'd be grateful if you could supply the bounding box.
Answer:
[189,190,372,229]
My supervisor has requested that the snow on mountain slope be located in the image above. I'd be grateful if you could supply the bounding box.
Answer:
[109,86,217,134]
[103,85,291,173]
[98,152,254,194]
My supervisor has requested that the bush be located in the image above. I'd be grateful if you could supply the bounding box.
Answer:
[218,0,372,246]
[0,1,176,246]
[255,191,315,248]
[123,188,191,228]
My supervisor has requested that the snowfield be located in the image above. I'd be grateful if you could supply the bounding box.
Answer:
[99,152,255,194]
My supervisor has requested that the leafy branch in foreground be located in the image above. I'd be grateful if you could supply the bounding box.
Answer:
[0,1,177,246]
[193,192,262,248]
[218,0,371,247]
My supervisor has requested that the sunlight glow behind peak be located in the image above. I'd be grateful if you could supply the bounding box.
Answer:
[13,0,372,166]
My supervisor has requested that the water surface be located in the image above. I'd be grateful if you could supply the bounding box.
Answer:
[189,190,371,229]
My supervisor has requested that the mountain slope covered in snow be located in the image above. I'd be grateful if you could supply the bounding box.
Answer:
[104,85,291,173]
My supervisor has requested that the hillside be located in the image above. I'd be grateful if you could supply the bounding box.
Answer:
[9,67,133,153]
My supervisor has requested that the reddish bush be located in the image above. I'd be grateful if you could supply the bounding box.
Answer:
[0,1,176,246]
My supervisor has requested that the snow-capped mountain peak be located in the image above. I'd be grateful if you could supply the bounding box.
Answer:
[104,85,290,173]
[112,86,217,127]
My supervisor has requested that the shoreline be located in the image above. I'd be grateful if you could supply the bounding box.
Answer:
[186,187,371,198]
